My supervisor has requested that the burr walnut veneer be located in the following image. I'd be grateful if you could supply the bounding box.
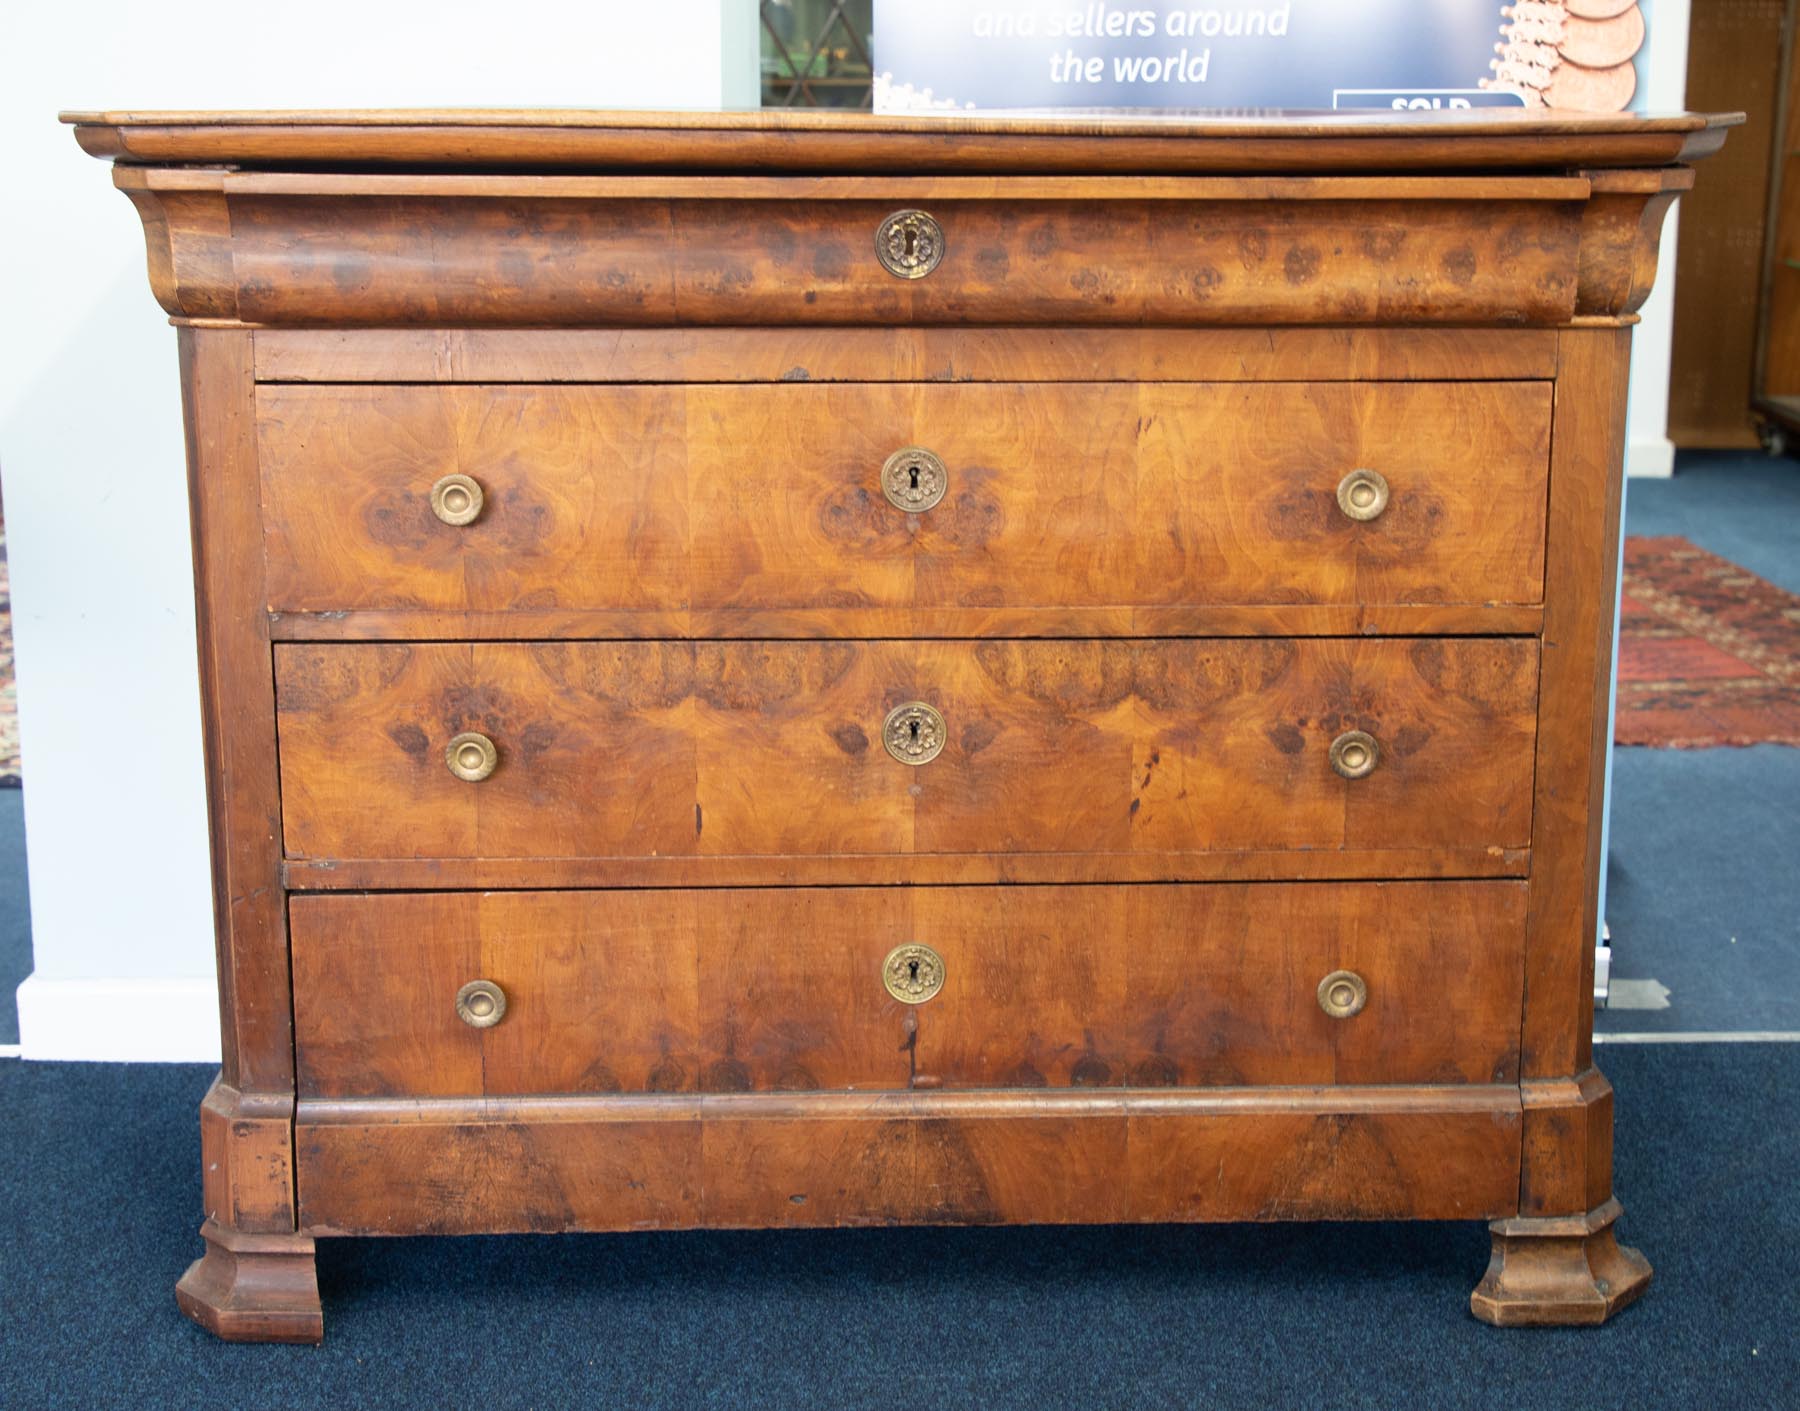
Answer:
[67,107,1735,1341]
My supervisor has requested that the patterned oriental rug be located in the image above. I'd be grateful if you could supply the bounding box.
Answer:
[1617,536,1800,749]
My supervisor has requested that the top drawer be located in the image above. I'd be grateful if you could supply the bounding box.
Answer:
[258,380,1550,627]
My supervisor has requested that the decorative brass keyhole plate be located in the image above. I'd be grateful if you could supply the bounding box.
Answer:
[881,446,948,513]
[875,209,944,279]
[882,942,946,1004]
[882,702,946,766]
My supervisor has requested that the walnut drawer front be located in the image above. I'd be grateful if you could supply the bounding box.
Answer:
[273,637,1538,863]
[220,193,1584,327]
[257,381,1551,620]
[289,881,1526,1099]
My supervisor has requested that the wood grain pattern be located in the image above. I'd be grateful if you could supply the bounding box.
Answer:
[273,638,1539,865]
[181,329,293,1094]
[250,326,1561,386]
[1522,329,1631,1085]
[289,882,1525,1099]
[64,105,1736,177]
[280,845,1530,892]
[257,381,1551,619]
[170,190,1592,327]
[266,604,1546,643]
[293,1087,1524,1235]
[69,109,1731,1335]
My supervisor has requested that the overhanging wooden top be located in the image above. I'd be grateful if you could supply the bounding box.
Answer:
[63,107,1742,174]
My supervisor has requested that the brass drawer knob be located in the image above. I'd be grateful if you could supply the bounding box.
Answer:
[881,446,948,512]
[445,731,498,782]
[1329,729,1379,780]
[1336,468,1390,522]
[430,472,485,526]
[455,979,507,1028]
[875,208,944,279]
[883,701,946,766]
[882,942,946,1004]
[1317,970,1368,1020]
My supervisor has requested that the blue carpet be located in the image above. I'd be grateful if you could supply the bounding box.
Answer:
[1626,452,1800,594]
[1600,746,1800,1033]
[0,1045,1794,1410]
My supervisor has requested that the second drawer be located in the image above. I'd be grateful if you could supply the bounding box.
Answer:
[291,881,1527,1098]
[273,637,1539,862]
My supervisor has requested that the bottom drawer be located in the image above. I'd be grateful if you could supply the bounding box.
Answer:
[291,881,1525,1098]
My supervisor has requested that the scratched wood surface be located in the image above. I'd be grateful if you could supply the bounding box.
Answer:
[272,637,1539,865]
[258,381,1551,620]
[289,881,1525,1099]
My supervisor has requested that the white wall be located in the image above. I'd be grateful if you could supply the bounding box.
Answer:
[3,0,751,1060]
[1625,0,1692,478]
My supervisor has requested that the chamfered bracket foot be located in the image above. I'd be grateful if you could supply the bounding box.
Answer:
[1470,1196,1651,1327]
[175,1217,323,1344]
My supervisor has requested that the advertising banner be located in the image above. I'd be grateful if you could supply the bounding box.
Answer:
[873,1,1654,114]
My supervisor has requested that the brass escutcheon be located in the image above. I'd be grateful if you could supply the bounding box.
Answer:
[882,701,946,766]
[875,208,944,279]
[1329,729,1379,780]
[445,731,499,782]
[1317,969,1368,1020]
[881,446,948,512]
[882,942,946,1004]
[455,979,507,1028]
[430,472,485,526]
[1336,468,1390,522]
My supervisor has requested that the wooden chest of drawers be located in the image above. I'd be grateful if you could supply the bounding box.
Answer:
[68,106,1734,1341]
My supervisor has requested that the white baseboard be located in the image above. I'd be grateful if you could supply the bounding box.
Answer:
[15,973,222,1062]
[1626,436,1676,479]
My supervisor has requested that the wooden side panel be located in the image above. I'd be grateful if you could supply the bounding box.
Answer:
[293,1090,1524,1234]
[257,381,1551,617]
[181,328,292,1094]
[289,882,1525,1098]
[273,638,1540,864]
[1522,329,1631,1085]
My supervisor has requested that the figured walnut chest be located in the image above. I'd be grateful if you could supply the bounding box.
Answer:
[67,106,1734,1340]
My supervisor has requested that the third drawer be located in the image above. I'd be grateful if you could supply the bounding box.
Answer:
[274,636,1538,862]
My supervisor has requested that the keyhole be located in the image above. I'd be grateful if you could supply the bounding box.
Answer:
[903,227,917,258]
[908,958,921,981]
[909,719,920,742]
[909,465,920,491]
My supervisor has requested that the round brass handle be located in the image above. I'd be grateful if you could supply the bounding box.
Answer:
[875,208,944,279]
[1329,729,1379,780]
[882,701,946,766]
[1317,970,1368,1020]
[430,473,485,526]
[445,731,498,783]
[455,979,507,1028]
[882,943,946,1004]
[881,446,948,512]
[1336,468,1390,522]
